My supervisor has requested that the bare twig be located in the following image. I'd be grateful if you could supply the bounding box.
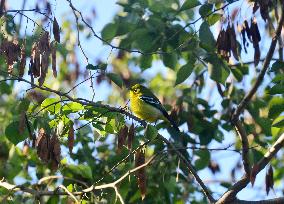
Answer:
[58,185,79,204]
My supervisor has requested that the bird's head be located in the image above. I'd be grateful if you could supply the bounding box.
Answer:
[129,84,145,97]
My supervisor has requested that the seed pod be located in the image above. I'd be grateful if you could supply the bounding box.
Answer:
[50,134,61,170]
[117,125,128,153]
[68,124,74,154]
[229,24,239,60]
[53,17,60,43]
[135,149,146,200]
[265,165,274,195]
[244,20,251,41]
[127,123,135,150]
[36,128,49,163]
[19,44,26,77]
[51,42,57,78]
[241,26,247,53]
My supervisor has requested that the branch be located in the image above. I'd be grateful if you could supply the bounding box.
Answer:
[216,133,284,204]
[0,154,158,203]
[230,197,284,204]
[231,2,284,124]
[160,136,215,203]
[234,121,250,176]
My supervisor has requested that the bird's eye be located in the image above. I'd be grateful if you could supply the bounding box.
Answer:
[133,89,137,93]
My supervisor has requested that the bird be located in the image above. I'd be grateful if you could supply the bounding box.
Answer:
[129,84,180,131]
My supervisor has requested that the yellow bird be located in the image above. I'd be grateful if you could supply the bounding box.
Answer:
[129,84,179,131]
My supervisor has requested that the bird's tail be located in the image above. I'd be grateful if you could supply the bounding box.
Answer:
[161,110,180,132]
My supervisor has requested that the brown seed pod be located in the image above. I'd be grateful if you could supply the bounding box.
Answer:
[0,39,21,74]
[68,124,74,154]
[244,20,251,40]
[229,24,239,60]
[127,123,135,150]
[53,17,60,43]
[19,44,26,77]
[51,42,57,78]
[50,133,61,170]
[135,149,146,200]
[36,128,49,163]
[117,125,128,153]
[265,165,274,195]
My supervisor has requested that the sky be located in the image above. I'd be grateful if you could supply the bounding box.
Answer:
[5,0,284,202]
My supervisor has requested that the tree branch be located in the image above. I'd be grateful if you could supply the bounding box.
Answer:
[231,1,284,124]
[216,133,284,204]
[234,121,250,176]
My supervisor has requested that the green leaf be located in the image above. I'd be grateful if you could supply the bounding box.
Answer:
[271,60,284,72]
[63,102,84,113]
[207,13,222,26]
[86,63,107,70]
[175,63,194,85]
[101,23,118,42]
[5,121,29,145]
[162,53,178,69]
[68,164,93,179]
[41,98,61,114]
[131,29,157,52]
[194,149,210,170]
[180,0,201,11]
[272,116,284,128]
[0,82,12,94]
[206,54,229,85]
[268,97,284,119]
[269,84,284,95]
[106,73,123,88]
[199,3,213,17]
[18,98,30,112]
[199,21,216,51]
[272,74,284,83]
[140,55,153,70]
[145,124,158,140]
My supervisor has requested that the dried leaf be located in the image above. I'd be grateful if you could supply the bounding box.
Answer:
[265,165,274,195]
[36,128,49,163]
[19,44,26,77]
[127,124,135,150]
[135,149,146,200]
[250,164,259,186]
[68,124,74,154]
[53,17,60,43]
[117,125,128,153]
[18,111,26,135]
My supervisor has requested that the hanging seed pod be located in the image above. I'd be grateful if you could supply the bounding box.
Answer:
[253,2,259,14]
[229,24,239,60]
[135,149,146,200]
[36,128,49,163]
[251,18,261,66]
[117,125,128,153]
[127,123,135,150]
[244,20,251,40]
[19,44,26,77]
[53,17,60,43]
[265,165,274,195]
[68,124,74,154]
[241,26,247,53]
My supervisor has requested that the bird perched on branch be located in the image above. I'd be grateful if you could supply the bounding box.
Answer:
[129,84,180,132]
